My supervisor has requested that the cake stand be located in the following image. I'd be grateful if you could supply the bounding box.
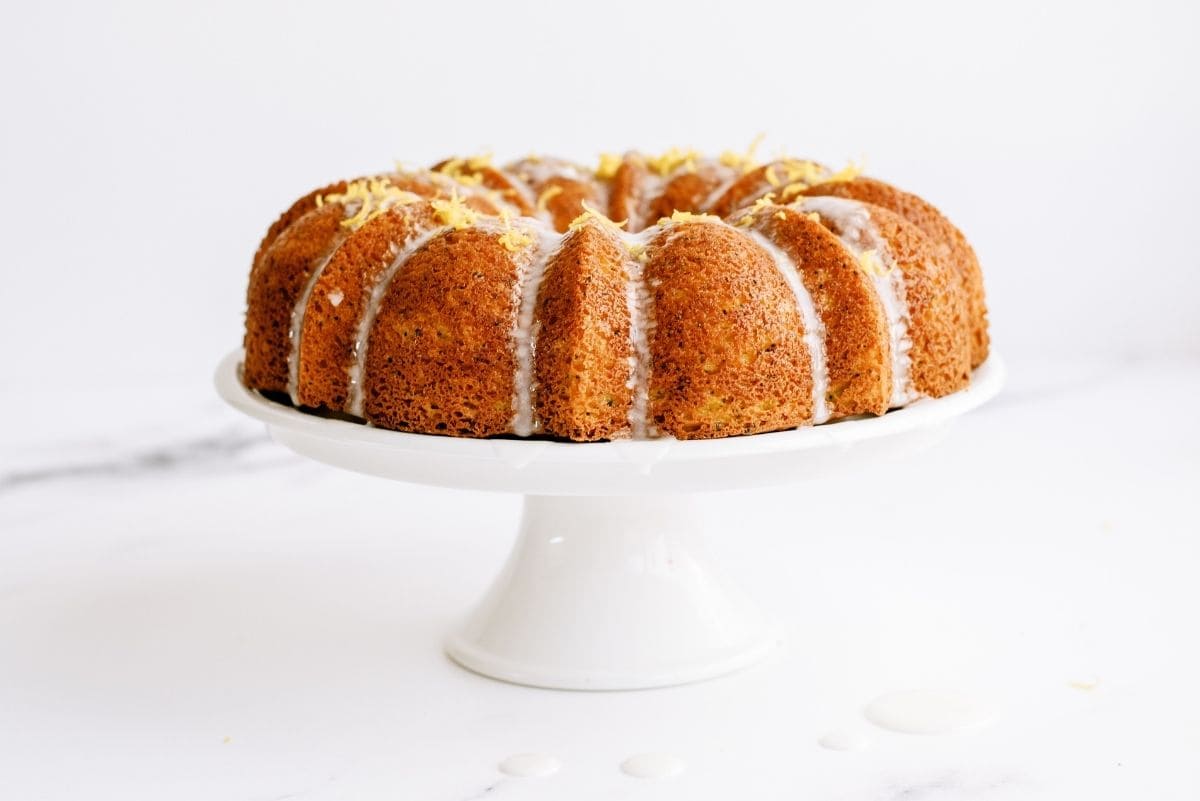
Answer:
[215,350,1005,690]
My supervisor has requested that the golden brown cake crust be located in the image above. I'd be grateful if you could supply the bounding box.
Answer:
[534,224,634,440]
[362,228,523,437]
[645,221,813,439]
[243,202,346,394]
[746,206,892,417]
[865,206,972,398]
[803,177,989,367]
[251,181,347,272]
[538,176,602,233]
[243,150,988,442]
[608,154,648,231]
[295,203,439,411]
[645,167,731,227]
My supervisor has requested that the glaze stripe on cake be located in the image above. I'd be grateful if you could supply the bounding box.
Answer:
[286,244,342,406]
[346,225,445,418]
[796,196,917,407]
[622,230,657,439]
[511,222,562,437]
[744,228,831,423]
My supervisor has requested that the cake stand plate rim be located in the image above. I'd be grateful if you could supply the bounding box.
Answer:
[214,348,1005,466]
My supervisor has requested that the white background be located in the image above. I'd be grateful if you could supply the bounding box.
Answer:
[2,2,1199,800]
[1,0,1197,396]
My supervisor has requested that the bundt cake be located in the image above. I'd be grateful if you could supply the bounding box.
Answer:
[242,147,988,441]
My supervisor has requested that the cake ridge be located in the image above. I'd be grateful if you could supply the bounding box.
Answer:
[346,222,445,417]
[743,225,831,424]
[794,195,916,407]
[287,243,342,406]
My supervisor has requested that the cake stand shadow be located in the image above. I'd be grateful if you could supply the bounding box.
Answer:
[215,350,1004,690]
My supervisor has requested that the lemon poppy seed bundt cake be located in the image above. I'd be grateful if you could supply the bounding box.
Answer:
[242,147,988,441]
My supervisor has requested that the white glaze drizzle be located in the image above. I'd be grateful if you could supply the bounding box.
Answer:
[345,224,445,418]
[510,222,562,437]
[699,173,741,211]
[744,229,831,423]
[507,156,590,186]
[286,243,342,406]
[491,166,541,216]
[619,229,658,439]
[796,196,917,407]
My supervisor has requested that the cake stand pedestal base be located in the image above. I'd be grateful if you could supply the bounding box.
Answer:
[445,494,777,690]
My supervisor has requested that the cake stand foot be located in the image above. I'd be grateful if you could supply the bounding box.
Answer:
[445,494,778,690]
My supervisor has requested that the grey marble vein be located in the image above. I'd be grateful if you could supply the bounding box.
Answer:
[0,427,283,495]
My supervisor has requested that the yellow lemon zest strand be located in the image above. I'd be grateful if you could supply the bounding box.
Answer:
[321,178,420,231]
[736,193,777,227]
[568,201,627,233]
[826,160,864,183]
[646,146,703,176]
[782,159,825,184]
[437,157,486,187]
[719,133,765,173]
[806,211,821,224]
[661,210,721,226]
[536,184,563,212]
[781,181,809,200]
[750,192,777,212]
[858,249,890,277]
[763,164,781,187]
[596,152,622,179]
[430,190,479,230]
[497,209,535,252]
[466,153,493,171]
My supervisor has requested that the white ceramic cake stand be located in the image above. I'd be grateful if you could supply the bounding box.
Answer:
[216,350,1004,690]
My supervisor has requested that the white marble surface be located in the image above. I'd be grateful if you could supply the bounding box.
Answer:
[2,356,1198,800]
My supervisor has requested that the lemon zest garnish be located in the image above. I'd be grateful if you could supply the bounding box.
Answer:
[536,184,563,212]
[660,210,721,226]
[764,165,781,187]
[646,146,703,176]
[626,241,647,262]
[437,157,485,187]
[568,201,627,233]
[781,181,809,200]
[466,153,493,171]
[750,192,777,212]
[719,133,765,174]
[596,152,622,179]
[807,212,821,224]
[826,160,864,183]
[735,193,778,227]
[497,209,535,252]
[782,159,825,184]
[858,249,890,277]
[430,190,479,230]
[775,210,787,220]
[321,178,421,231]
